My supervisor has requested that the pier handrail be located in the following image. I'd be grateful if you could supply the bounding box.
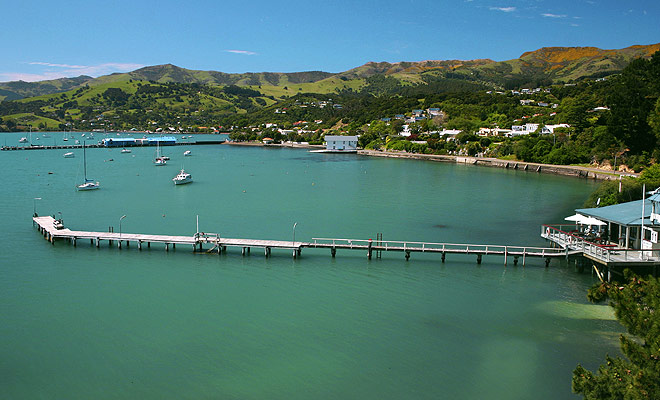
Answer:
[311,237,565,254]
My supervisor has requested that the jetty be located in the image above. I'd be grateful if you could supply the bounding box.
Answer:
[1,140,225,151]
[34,215,569,265]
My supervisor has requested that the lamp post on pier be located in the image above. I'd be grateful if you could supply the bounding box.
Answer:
[33,197,41,216]
[119,215,127,240]
[292,222,298,247]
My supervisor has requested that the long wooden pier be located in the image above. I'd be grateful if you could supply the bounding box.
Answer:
[34,215,569,265]
[2,140,225,151]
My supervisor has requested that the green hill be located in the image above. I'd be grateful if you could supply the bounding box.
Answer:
[2,43,658,102]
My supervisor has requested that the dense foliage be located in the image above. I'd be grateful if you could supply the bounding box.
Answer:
[573,272,660,399]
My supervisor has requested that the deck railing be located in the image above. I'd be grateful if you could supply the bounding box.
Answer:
[311,237,566,256]
[542,224,660,263]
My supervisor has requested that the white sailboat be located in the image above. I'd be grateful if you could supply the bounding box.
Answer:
[76,142,99,191]
[154,139,167,166]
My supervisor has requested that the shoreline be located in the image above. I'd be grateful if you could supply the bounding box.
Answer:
[224,141,636,181]
[357,150,637,180]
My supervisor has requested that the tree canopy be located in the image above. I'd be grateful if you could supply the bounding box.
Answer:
[573,272,660,399]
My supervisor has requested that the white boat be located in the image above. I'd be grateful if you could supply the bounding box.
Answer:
[153,139,167,166]
[19,137,28,143]
[172,169,193,185]
[121,148,132,153]
[76,142,99,191]
[63,152,75,158]
[63,137,68,142]
[183,150,191,156]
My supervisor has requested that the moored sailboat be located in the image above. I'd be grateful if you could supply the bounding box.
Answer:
[76,142,99,191]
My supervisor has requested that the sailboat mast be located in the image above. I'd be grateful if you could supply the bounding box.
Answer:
[83,141,87,180]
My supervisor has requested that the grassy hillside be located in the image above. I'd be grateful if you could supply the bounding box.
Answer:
[2,43,658,102]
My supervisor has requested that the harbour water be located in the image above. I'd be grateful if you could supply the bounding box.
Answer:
[1,132,620,399]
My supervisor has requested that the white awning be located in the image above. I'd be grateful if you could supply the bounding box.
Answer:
[564,214,606,226]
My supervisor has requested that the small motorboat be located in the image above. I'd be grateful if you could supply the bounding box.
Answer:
[121,148,132,153]
[183,150,191,156]
[154,157,167,166]
[173,169,193,185]
[19,137,28,143]
[63,152,75,158]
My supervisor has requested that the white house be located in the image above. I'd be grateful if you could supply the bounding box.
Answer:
[479,127,513,137]
[439,129,462,140]
[508,123,539,136]
[541,124,570,134]
[324,135,358,152]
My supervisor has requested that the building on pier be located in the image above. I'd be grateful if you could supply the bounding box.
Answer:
[542,188,660,279]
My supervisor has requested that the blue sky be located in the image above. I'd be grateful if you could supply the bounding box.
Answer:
[2,0,658,82]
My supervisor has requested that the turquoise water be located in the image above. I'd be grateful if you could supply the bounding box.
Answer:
[1,132,620,399]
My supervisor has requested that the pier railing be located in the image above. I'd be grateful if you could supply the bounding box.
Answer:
[310,237,567,257]
[542,224,660,263]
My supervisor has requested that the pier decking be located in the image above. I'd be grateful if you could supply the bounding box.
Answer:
[34,215,568,265]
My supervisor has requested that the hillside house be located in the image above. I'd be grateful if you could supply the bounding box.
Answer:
[440,129,462,140]
[541,124,570,134]
[478,127,512,137]
[427,108,444,117]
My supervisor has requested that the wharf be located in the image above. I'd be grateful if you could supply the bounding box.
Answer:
[1,140,225,151]
[34,215,567,265]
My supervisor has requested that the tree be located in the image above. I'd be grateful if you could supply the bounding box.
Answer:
[572,272,660,399]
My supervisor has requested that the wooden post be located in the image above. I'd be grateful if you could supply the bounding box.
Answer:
[165,243,169,251]
[441,252,446,263]
[476,254,482,264]
[513,256,519,266]
[331,247,336,257]
[405,251,410,261]
[138,240,142,250]
[367,240,372,259]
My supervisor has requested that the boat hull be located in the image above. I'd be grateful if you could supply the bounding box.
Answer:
[76,182,100,191]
